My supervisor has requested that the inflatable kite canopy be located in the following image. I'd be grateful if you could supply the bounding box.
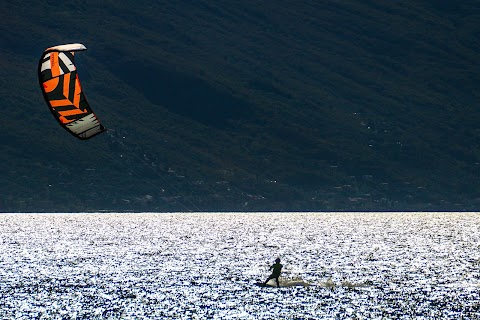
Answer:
[38,43,105,139]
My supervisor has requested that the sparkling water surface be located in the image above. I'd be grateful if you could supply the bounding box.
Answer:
[0,212,479,319]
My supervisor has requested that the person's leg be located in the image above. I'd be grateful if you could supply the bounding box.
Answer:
[275,277,280,288]
[264,275,273,285]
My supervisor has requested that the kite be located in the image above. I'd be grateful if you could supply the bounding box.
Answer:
[38,43,105,139]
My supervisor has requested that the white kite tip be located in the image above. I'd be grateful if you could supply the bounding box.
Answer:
[45,43,87,52]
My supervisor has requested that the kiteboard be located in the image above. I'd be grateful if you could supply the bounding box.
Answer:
[255,281,280,288]
[255,282,269,287]
[255,279,312,288]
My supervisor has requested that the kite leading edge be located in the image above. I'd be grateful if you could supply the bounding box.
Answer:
[38,43,105,139]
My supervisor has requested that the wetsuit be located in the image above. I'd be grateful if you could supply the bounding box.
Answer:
[265,262,283,287]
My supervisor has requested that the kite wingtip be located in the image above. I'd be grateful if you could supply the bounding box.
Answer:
[45,43,87,53]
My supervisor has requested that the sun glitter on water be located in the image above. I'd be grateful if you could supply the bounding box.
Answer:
[0,212,479,319]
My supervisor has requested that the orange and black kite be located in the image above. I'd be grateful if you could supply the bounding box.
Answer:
[38,43,105,139]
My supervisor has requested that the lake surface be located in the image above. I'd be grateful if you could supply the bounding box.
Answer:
[0,212,479,319]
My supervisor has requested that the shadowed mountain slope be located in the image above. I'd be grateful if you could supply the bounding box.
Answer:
[1,0,479,211]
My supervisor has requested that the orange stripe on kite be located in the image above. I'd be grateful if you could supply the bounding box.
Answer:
[43,78,59,93]
[73,75,82,108]
[58,108,88,117]
[50,52,61,77]
[63,73,71,100]
[50,99,73,107]
[59,115,73,124]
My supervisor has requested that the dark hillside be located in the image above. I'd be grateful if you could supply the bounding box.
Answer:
[1,0,479,211]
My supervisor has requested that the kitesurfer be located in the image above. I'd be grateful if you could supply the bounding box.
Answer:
[264,258,283,287]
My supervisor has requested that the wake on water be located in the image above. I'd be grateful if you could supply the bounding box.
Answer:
[260,277,371,288]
